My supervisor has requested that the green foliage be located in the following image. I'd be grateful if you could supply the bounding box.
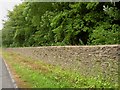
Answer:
[2,2,120,47]
[89,23,120,44]
[0,30,2,47]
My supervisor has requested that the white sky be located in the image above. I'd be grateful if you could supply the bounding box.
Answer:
[0,0,23,30]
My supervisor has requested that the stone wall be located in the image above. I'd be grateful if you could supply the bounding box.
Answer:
[5,45,120,84]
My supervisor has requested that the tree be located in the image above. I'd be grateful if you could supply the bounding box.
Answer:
[2,2,120,47]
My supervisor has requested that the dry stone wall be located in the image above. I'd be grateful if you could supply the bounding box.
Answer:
[5,45,120,83]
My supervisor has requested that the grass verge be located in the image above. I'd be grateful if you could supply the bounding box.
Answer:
[2,50,118,88]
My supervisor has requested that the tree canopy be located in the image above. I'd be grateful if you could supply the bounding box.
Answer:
[2,2,120,47]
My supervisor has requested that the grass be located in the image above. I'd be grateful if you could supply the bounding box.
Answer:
[2,50,118,88]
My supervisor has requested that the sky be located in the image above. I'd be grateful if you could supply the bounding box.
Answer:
[0,0,23,30]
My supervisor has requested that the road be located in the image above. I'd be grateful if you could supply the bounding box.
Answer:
[0,57,2,90]
[0,57,17,90]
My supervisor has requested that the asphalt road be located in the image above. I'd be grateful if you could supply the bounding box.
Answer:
[0,57,2,90]
[0,57,17,89]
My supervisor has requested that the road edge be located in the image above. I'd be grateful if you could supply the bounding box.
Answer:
[2,58,18,89]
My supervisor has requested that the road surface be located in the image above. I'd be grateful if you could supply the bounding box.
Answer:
[0,57,2,90]
[0,57,17,90]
